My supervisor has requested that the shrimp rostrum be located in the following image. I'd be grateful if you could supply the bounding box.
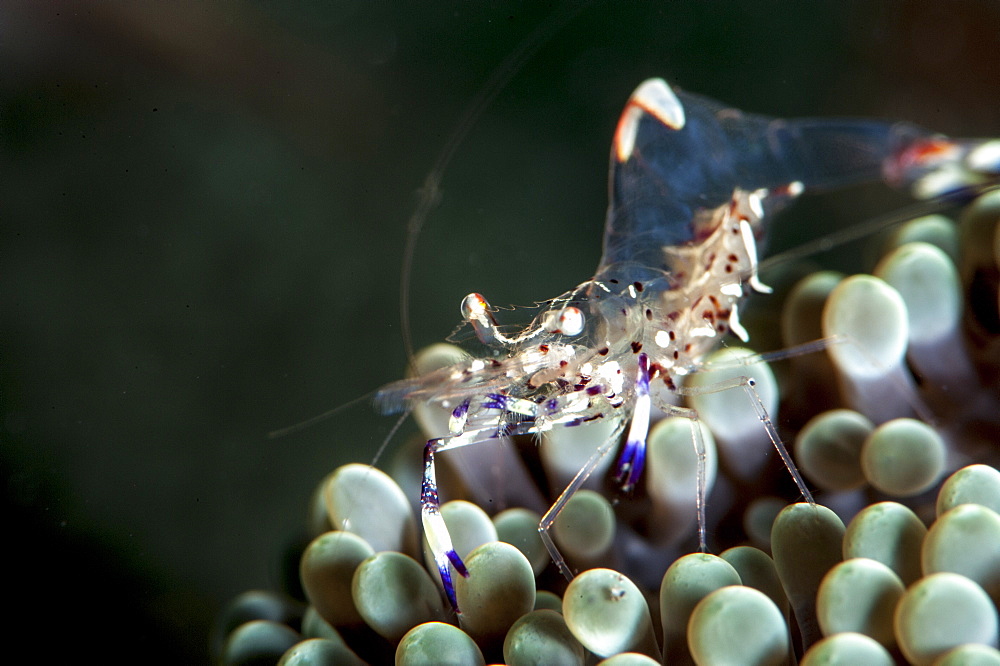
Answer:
[376,78,1000,609]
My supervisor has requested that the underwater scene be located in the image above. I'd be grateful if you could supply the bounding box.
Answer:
[3,1,1000,664]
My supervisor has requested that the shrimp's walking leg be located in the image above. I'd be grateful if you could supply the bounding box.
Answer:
[677,376,815,504]
[538,419,627,580]
[652,401,711,553]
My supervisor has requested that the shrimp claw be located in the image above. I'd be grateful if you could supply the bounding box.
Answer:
[421,437,471,610]
[614,352,651,491]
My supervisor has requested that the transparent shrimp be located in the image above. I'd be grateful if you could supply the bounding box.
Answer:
[376,78,1000,609]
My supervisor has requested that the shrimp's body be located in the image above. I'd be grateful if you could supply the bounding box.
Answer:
[376,79,1000,609]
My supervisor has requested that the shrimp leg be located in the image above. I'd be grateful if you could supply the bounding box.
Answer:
[538,417,628,581]
[676,375,814,504]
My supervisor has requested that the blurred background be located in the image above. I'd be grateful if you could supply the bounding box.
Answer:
[2,1,997,661]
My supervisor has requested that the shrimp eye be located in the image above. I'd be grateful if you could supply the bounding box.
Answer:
[461,292,503,346]
[461,292,490,321]
[550,306,584,336]
[559,307,585,336]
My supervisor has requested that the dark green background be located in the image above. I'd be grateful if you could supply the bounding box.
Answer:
[3,1,997,661]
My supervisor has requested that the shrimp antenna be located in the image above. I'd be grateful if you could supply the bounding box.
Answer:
[760,186,998,272]
[267,390,376,439]
[398,1,591,367]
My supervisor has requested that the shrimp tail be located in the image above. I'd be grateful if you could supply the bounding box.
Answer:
[884,135,1000,200]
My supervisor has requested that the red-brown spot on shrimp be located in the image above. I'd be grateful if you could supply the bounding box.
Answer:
[598,347,609,356]
[645,309,653,320]
[631,341,643,353]
[539,344,549,353]
[633,281,644,292]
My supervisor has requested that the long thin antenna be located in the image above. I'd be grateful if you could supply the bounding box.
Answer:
[398,2,591,366]
[267,391,375,439]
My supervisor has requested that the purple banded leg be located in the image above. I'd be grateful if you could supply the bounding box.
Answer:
[615,353,651,491]
[421,438,470,610]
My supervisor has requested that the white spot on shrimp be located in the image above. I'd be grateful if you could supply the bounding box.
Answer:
[748,189,766,219]
[720,282,743,297]
[739,218,772,294]
[596,361,624,394]
[690,325,717,338]
[614,78,685,162]
[655,330,672,348]
[729,302,750,343]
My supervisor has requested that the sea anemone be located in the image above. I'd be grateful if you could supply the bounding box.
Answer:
[216,191,1000,664]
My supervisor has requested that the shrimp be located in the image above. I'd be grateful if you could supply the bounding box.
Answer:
[376,78,1000,609]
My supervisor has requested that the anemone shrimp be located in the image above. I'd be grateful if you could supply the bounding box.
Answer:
[371,76,1000,610]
